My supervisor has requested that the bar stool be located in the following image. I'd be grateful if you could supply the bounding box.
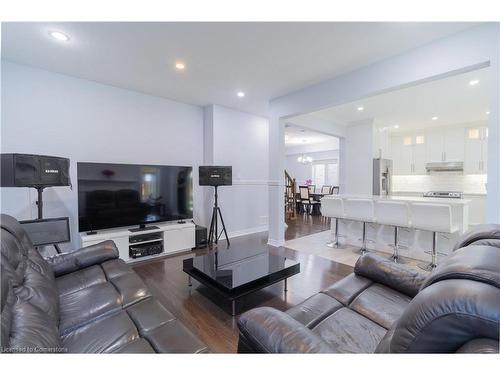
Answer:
[411,202,458,271]
[344,198,375,255]
[320,197,344,248]
[374,200,410,263]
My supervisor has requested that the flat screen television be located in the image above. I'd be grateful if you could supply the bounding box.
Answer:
[77,162,193,232]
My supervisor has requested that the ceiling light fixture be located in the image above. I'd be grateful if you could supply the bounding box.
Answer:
[237,91,245,98]
[297,155,313,164]
[486,111,490,115]
[432,116,439,121]
[393,125,399,129]
[469,79,479,86]
[175,62,185,70]
[49,31,70,42]
[357,106,364,111]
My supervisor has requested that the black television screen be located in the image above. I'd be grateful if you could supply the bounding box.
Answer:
[77,162,193,232]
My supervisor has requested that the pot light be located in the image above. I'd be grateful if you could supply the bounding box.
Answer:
[469,79,479,86]
[49,31,70,42]
[175,62,185,70]
[432,116,439,121]
[237,91,245,98]
[357,106,364,111]
[486,111,490,115]
[393,125,399,129]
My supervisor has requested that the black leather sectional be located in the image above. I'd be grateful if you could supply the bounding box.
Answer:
[1,214,208,353]
[238,225,500,353]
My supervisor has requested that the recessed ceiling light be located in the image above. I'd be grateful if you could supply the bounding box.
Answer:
[432,116,439,121]
[357,106,364,111]
[393,125,399,129]
[49,31,70,42]
[237,91,245,98]
[486,111,490,115]
[469,79,479,86]
[175,62,185,70]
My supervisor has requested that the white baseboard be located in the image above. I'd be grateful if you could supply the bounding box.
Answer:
[267,238,286,247]
[224,225,269,239]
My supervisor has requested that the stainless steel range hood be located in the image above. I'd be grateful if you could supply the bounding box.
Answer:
[425,161,464,172]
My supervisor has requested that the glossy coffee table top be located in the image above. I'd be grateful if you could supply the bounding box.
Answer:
[186,246,299,290]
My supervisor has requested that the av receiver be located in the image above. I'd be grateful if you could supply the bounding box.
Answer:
[129,241,164,259]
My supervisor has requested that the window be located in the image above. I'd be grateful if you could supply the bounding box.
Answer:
[468,128,480,139]
[403,136,412,145]
[415,135,425,144]
[312,159,338,186]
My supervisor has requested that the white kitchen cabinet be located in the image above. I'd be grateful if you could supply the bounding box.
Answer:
[425,127,465,162]
[464,126,488,174]
[392,136,412,175]
[391,134,426,175]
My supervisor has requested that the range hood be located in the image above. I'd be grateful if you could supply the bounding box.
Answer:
[425,161,464,172]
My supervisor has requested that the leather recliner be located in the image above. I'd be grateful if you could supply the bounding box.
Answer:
[0,214,208,353]
[237,225,500,353]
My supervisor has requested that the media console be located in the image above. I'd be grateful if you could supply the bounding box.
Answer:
[79,221,195,263]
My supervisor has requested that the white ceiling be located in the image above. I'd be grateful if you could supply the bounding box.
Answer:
[292,66,491,132]
[1,22,479,116]
[285,124,337,146]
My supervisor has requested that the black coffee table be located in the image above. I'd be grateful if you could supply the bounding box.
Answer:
[183,247,300,316]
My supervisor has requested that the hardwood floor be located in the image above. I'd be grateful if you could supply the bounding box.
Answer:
[285,211,330,240]
[133,216,347,353]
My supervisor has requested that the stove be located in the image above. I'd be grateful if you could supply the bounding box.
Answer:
[423,191,463,199]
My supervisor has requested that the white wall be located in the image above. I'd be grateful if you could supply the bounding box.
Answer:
[204,105,269,237]
[345,120,374,195]
[1,62,205,250]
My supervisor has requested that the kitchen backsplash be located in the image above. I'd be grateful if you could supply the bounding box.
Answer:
[392,174,487,194]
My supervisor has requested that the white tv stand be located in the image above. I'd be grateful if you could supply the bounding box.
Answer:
[79,221,195,263]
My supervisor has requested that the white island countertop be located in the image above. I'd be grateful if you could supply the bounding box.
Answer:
[322,194,471,205]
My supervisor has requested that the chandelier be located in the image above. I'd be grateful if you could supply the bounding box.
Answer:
[297,154,313,164]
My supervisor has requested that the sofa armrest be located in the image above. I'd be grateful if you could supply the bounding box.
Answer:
[455,338,499,354]
[237,307,333,353]
[452,224,500,251]
[354,253,427,297]
[46,240,119,277]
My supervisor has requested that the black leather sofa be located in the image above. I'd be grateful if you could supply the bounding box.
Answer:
[1,214,208,353]
[238,225,500,353]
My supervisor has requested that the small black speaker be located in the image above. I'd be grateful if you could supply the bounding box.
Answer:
[199,166,232,186]
[1,153,71,188]
[194,225,208,249]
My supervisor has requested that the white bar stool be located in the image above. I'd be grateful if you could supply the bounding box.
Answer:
[320,197,344,248]
[374,201,410,263]
[344,198,375,254]
[411,202,458,271]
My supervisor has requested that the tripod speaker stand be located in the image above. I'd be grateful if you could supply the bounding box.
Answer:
[208,185,230,247]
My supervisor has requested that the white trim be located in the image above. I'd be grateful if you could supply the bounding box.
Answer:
[225,225,268,239]
[267,238,285,248]
[268,180,282,186]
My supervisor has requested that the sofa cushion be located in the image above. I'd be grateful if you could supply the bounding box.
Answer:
[112,338,156,353]
[56,265,107,297]
[59,283,122,335]
[143,320,208,353]
[126,297,175,333]
[286,292,342,328]
[312,307,387,353]
[350,284,411,329]
[108,272,151,307]
[322,273,373,305]
[61,311,139,353]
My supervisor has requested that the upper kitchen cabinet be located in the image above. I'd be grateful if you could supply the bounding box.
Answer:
[391,134,426,175]
[464,126,488,174]
[425,127,465,162]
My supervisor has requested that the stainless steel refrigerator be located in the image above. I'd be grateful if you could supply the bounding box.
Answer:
[373,158,392,196]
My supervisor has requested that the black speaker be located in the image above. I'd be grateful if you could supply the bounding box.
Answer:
[19,217,70,247]
[194,225,208,249]
[1,153,71,188]
[199,166,232,186]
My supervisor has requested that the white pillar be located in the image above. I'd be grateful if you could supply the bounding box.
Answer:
[267,116,286,246]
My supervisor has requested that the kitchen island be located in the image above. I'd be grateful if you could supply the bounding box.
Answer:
[321,194,471,261]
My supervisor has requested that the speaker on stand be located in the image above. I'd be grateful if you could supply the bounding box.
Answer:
[199,166,232,248]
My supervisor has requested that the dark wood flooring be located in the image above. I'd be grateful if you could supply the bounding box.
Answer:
[133,214,348,353]
[285,212,330,240]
